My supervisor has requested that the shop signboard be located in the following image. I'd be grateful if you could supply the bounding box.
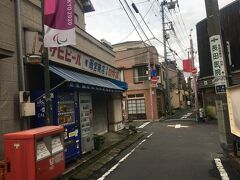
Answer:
[226,85,240,138]
[25,31,120,80]
[209,35,227,94]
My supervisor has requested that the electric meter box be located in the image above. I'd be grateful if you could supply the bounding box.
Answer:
[4,126,65,180]
[20,102,36,117]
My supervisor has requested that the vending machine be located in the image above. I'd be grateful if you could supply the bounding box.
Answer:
[31,91,81,162]
[4,126,65,180]
[79,94,94,154]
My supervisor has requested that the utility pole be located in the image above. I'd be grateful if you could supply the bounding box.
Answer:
[41,1,53,125]
[189,30,199,122]
[204,0,232,150]
[161,0,177,115]
[131,2,155,121]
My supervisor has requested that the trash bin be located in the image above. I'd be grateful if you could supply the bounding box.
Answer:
[94,135,105,151]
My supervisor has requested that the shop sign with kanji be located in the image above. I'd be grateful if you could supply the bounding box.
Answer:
[209,35,227,93]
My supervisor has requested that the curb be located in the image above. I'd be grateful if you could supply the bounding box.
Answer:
[61,131,146,179]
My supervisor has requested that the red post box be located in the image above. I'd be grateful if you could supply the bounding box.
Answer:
[4,126,65,180]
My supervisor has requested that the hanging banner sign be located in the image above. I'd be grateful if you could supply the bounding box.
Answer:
[44,0,76,47]
[25,31,120,80]
[209,35,227,94]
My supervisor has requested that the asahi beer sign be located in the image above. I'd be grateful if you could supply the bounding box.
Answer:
[25,31,120,80]
[209,35,227,93]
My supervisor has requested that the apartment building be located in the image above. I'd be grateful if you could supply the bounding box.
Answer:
[113,41,166,121]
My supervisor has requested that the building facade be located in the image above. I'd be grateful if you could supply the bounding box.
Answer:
[113,41,166,121]
[164,61,187,110]
[0,0,126,160]
[196,0,240,118]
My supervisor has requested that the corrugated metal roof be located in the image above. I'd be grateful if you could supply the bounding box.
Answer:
[49,65,123,91]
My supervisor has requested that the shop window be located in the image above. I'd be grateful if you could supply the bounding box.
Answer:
[133,66,148,83]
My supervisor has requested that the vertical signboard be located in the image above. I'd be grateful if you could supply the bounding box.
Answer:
[209,35,227,93]
[227,85,240,137]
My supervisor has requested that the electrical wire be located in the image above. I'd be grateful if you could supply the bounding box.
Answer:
[120,0,156,42]
[153,0,188,58]
[177,3,189,38]
[118,0,145,45]
[122,0,153,46]
[115,46,165,61]
[86,0,150,17]
[165,7,188,50]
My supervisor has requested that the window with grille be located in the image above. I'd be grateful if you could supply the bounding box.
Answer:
[127,99,146,115]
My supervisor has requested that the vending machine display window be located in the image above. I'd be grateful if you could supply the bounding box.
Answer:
[57,93,75,125]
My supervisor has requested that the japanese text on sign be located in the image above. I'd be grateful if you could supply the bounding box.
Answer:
[210,35,226,77]
[209,35,227,93]
[25,31,120,80]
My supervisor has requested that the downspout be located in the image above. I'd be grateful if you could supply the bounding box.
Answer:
[15,0,26,130]
[15,0,25,91]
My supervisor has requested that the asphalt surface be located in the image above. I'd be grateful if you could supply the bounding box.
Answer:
[89,110,240,180]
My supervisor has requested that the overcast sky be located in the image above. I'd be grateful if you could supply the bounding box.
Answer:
[85,0,235,69]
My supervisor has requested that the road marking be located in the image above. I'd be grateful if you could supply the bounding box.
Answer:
[214,158,229,180]
[137,122,150,129]
[147,133,153,138]
[165,118,195,121]
[167,124,189,128]
[98,139,147,180]
[180,113,193,119]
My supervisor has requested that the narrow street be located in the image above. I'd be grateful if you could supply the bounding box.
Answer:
[89,110,240,180]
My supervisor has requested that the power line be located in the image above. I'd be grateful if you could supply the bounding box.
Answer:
[154,0,188,57]
[120,0,156,42]
[123,0,153,46]
[86,0,150,17]
[115,49,163,61]
[165,7,188,49]
[118,0,145,44]
[177,4,189,38]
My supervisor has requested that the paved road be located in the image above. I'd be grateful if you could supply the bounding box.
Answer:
[89,111,240,180]
[166,108,196,121]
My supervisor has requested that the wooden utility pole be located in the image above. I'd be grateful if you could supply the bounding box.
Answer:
[204,0,232,150]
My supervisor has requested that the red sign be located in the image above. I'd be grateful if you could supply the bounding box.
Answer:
[182,59,193,72]
[151,76,158,84]
[192,67,197,74]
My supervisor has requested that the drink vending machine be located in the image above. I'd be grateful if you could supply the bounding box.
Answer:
[31,91,81,162]
[4,126,65,180]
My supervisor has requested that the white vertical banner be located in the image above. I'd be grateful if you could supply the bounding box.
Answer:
[209,35,227,93]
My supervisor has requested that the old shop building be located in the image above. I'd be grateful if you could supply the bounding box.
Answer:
[0,0,127,161]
